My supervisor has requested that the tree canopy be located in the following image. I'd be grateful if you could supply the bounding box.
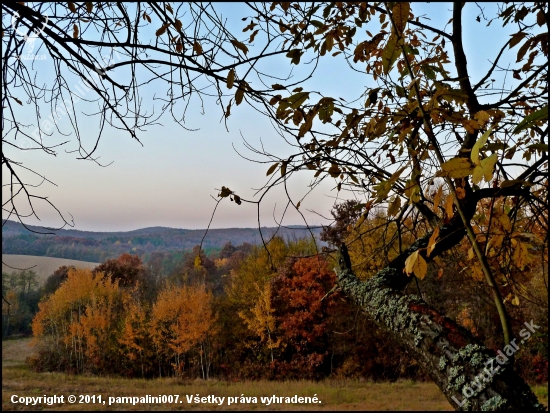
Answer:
[2,2,548,410]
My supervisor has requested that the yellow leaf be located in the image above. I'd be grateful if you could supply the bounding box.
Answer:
[266,162,279,176]
[404,250,418,275]
[405,181,420,203]
[511,295,520,306]
[471,127,492,166]
[387,196,401,217]
[404,250,427,280]
[438,157,474,178]
[432,185,443,213]
[375,166,407,200]
[472,153,498,184]
[382,32,403,75]
[227,69,235,89]
[471,265,484,281]
[462,119,481,134]
[512,240,531,270]
[193,41,203,55]
[497,213,512,231]
[287,92,309,109]
[444,194,454,219]
[481,153,498,182]
[194,255,202,268]
[427,227,439,257]
[474,110,491,126]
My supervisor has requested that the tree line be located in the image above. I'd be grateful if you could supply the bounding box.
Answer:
[5,201,546,384]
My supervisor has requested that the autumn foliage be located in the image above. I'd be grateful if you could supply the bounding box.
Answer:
[29,215,547,383]
[30,266,216,378]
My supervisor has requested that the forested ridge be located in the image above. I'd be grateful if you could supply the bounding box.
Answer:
[2,219,322,262]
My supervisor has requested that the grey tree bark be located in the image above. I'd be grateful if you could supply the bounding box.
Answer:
[335,244,544,411]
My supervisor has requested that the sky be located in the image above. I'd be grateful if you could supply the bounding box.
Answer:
[2,2,526,232]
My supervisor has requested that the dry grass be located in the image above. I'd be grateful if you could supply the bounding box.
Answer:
[2,255,98,284]
[2,339,547,411]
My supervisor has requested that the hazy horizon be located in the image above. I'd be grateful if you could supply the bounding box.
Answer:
[2,3,518,233]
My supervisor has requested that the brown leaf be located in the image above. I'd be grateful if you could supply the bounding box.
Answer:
[509,31,527,48]
[85,2,93,13]
[218,186,233,198]
[73,24,79,39]
[227,69,235,89]
[230,39,249,55]
[224,101,231,118]
[392,2,410,34]
[266,162,279,176]
[156,23,171,37]
[235,81,247,105]
[68,2,76,13]
[461,119,481,134]
[193,41,203,55]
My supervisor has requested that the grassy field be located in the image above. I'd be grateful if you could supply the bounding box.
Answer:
[2,339,547,411]
[2,255,99,284]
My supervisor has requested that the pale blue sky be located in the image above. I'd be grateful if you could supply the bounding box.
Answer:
[2,3,528,232]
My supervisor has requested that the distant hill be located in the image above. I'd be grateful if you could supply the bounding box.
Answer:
[2,255,99,284]
[2,220,323,263]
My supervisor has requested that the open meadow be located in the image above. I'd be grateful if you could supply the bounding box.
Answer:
[2,255,99,284]
[2,339,548,411]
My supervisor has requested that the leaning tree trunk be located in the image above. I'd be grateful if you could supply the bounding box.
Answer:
[335,245,544,411]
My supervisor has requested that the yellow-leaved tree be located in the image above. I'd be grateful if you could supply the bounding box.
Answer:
[31,268,123,374]
[150,284,217,378]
